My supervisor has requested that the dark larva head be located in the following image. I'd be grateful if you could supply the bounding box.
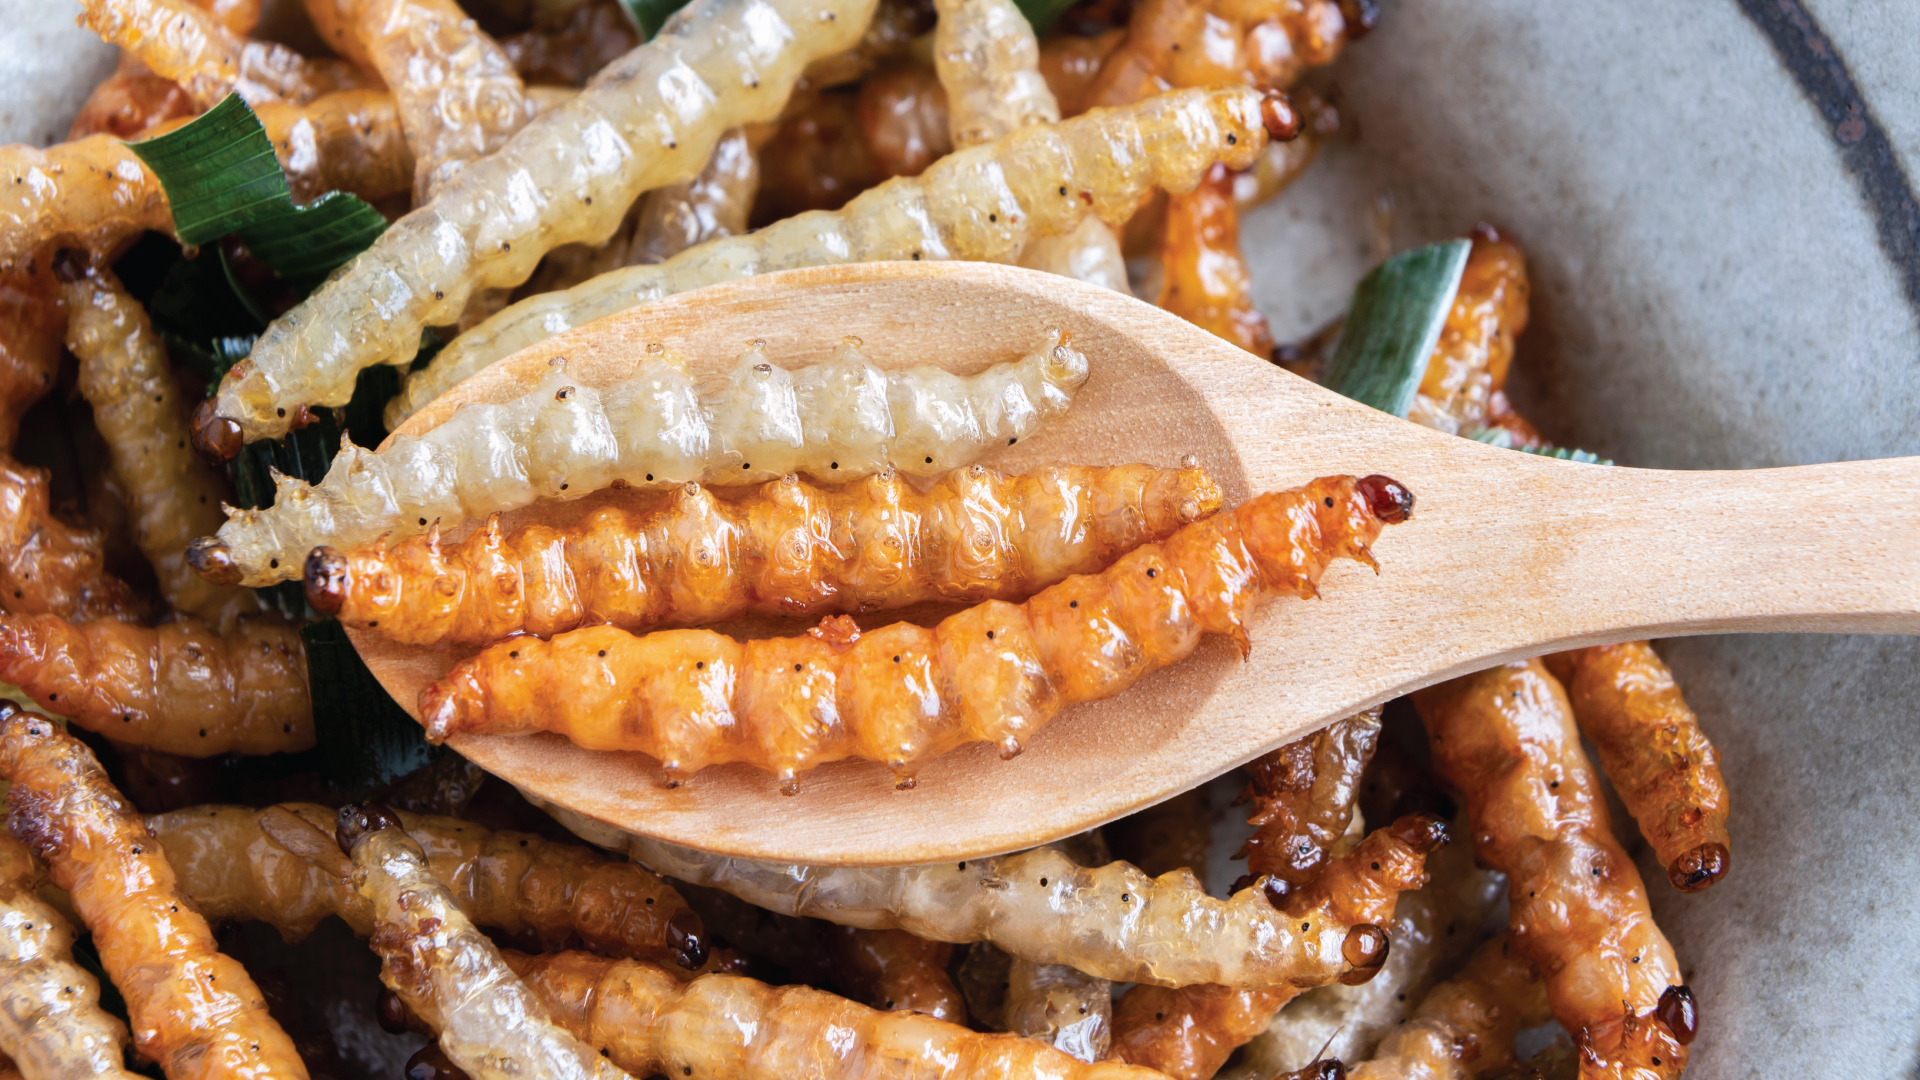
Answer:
[1338,923,1390,984]
[304,547,350,615]
[1668,841,1730,893]
[667,908,708,970]
[1356,474,1415,524]
[186,536,243,587]
[1261,91,1303,142]
[1337,0,1379,38]
[1387,811,1451,854]
[1657,984,1699,1044]
[376,988,412,1035]
[190,397,245,462]
[336,801,404,856]
[405,1041,465,1080]
[1280,1061,1347,1080]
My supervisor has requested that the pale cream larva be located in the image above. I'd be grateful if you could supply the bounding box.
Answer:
[385,84,1290,425]
[191,333,1088,587]
[199,0,882,454]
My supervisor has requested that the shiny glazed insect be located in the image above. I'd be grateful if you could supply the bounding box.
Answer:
[307,461,1220,645]
[1346,934,1550,1080]
[194,334,1089,588]
[0,458,142,624]
[423,474,1412,791]
[79,0,358,108]
[0,138,174,270]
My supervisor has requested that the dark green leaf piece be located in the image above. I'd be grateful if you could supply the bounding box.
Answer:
[617,0,694,39]
[1322,239,1472,418]
[127,94,387,293]
[1012,0,1077,34]
[1466,426,1613,465]
[300,619,438,790]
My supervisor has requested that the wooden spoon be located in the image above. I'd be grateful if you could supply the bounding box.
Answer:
[355,261,1920,866]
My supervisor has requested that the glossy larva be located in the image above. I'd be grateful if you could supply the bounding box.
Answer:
[79,0,366,109]
[933,0,1057,147]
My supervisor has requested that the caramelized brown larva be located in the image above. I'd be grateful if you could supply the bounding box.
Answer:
[500,0,640,88]
[505,948,1167,1080]
[0,705,311,1079]
[1157,160,1272,357]
[0,834,140,1080]
[334,805,637,1080]
[79,0,359,108]
[827,926,967,1022]
[60,264,255,626]
[627,127,758,265]
[1346,934,1551,1080]
[312,462,1221,646]
[67,54,198,140]
[0,458,144,624]
[0,265,64,453]
[423,475,1410,791]
[1105,786,1210,888]
[1413,661,1692,1077]
[1079,0,1353,111]
[1236,706,1381,889]
[1106,813,1447,1080]
[0,612,311,757]
[1544,642,1732,893]
[0,138,174,270]
[1404,226,1538,443]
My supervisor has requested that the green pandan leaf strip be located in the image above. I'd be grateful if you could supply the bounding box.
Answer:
[300,619,438,790]
[617,0,695,39]
[1321,239,1472,418]
[1466,426,1613,465]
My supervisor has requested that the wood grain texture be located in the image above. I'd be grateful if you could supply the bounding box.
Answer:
[354,261,1920,865]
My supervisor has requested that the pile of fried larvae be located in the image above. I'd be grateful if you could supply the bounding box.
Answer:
[0,0,1729,1072]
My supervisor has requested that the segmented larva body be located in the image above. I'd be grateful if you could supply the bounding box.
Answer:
[0,459,143,624]
[934,0,1057,146]
[826,926,967,1022]
[1413,661,1696,1077]
[1017,215,1131,294]
[627,127,759,266]
[0,267,64,450]
[1236,706,1380,887]
[0,613,311,756]
[427,474,1408,789]
[305,0,536,199]
[505,948,1165,1080]
[1544,642,1731,894]
[501,0,641,88]
[1346,935,1551,1080]
[200,335,1090,589]
[67,54,198,140]
[1159,160,1271,357]
[1082,0,1354,111]
[1008,958,1112,1063]
[310,461,1219,645]
[62,267,255,626]
[1105,814,1447,1080]
[535,782,1404,989]
[0,138,173,271]
[0,834,140,1080]
[0,706,310,1080]
[79,0,358,108]
[252,90,416,204]
[1105,786,1209,885]
[1405,227,1536,440]
[204,0,882,450]
[337,814,638,1080]
[388,84,1295,423]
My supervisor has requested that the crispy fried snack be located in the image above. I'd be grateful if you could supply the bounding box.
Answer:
[0,706,309,1079]
[1414,661,1696,1078]
[0,139,173,270]
[334,804,637,1080]
[61,265,255,626]
[0,833,140,1080]
[424,474,1412,789]
[253,90,415,204]
[1236,706,1381,889]
[200,335,1091,589]
[203,0,883,452]
[1346,935,1551,1080]
[0,266,64,450]
[303,0,535,199]
[1008,957,1113,1062]
[1404,226,1535,440]
[0,613,311,756]
[507,947,1164,1079]
[184,802,703,963]
[1106,813,1446,1080]
[68,55,198,140]
[858,63,954,179]
[1543,642,1731,893]
[934,0,1057,145]
[1105,786,1210,887]
[1080,0,1357,111]
[827,926,966,1022]
[78,0,355,108]
[628,127,757,265]
[1157,160,1270,356]
[386,84,1298,426]
[501,0,640,87]
[308,461,1220,645]
[0,459,143,623]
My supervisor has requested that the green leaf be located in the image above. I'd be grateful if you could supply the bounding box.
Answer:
[1012,0,1075,34]
[300,619,439,790]
[1466,426,1613,465]
[617,0,693,39]
[128,94,387,294]
[1321,239,1472,418]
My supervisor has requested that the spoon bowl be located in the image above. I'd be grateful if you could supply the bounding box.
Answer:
[354,260,1920,865]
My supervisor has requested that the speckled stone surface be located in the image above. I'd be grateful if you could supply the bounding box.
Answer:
[0,0,118,146]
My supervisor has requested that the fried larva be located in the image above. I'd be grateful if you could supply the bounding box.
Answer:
[253,90,416,204]
[199,334,1090,589]
[1404,226,1531,439]
[307,461,1220,646]
[153,802,705,965]
[0,458,143,623]
[304,0,536,199]
[333,804,637,1080]
[422,474,1411,789]
[858,64,953,179]
[752,88,885,220]
[934,0,1056,146]
[388,84,1295,421]
[1106,813,1447,1080]
[1007,957,1112,1062]
[0,706,310,1079]
[0,266,64,450]
[1346,935,1551,1080]
[1080,0,1353,111]
[827,926,967,1022]
[61,264,255,626]
[1236,706,1381,889]
[1017,214,1131,293]
[0,834,140,1080]
[0,138,173,270]
[67,55,197,140]
[1105,786,1209,887]
[203,0,883,452]
[79,0,351,108]
[1544,642,1732,893]
[506,948,1166,1080]
[501,0,641,87]
[1414,661,1695,1077]
[628,127,758,265]
[1158,160,1270,357]
[0,613,312,756]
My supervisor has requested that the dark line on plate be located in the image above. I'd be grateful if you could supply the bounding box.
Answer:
[1733,0,1920,324]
